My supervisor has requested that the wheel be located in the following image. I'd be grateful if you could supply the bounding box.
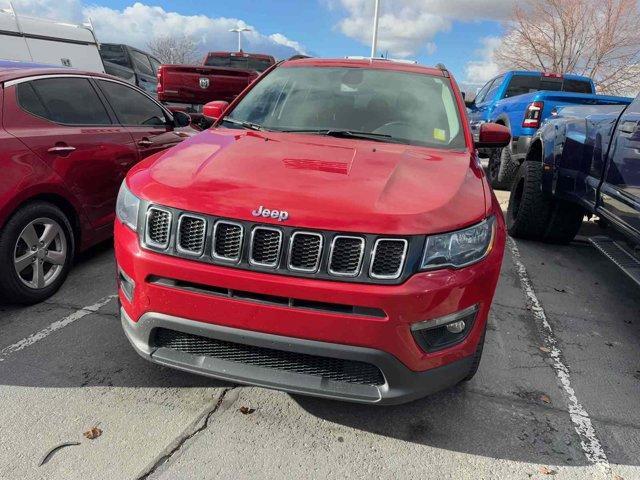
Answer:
[461,329,485,382]
[487,147,520,190]
[0,202,75,304]
[507,162,585,244]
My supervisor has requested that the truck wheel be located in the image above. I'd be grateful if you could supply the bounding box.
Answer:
[507,162,585,243]
[0,202,75,305]
[488,147,519,190]
[506,161,552,240]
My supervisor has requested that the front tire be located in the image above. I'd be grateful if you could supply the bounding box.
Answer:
[487,147,520,190]
[0,202,75,304]
[507,162,585,243]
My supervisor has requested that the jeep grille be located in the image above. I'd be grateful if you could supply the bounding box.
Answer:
[140,205,412,284]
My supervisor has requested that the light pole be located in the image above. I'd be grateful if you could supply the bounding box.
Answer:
[370,0,381,58]
[229,26,251,52]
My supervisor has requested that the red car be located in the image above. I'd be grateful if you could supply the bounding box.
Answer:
[0,61,192,304]
[115,58,510,404]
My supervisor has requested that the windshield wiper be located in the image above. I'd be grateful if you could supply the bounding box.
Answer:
[221,117,265,131]
[279,129,397,143]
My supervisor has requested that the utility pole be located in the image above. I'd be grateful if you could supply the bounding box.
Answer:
[370,0,381,58]
[229,26,251,52]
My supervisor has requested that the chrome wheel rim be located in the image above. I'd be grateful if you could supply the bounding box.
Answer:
[13,218,67,289]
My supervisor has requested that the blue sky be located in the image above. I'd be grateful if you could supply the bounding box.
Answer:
[2,0,513,88]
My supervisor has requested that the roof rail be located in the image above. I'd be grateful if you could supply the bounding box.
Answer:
[345,56,418,64]
[435,63,450,77]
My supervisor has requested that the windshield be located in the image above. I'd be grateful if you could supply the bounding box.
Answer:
[205,56,273,72]
[225,66,465,149]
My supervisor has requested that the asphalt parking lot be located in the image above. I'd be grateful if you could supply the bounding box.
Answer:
[1,191,639,480]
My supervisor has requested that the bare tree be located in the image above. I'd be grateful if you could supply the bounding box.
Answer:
[495,0,640,95]
[147,35,199,65]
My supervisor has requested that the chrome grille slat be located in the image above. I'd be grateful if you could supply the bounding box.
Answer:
[370,239,408,279]
[145,207,171,249]
[177,215,206,255]
[249,227,282,267]
[328,236,365,277]
[213,221,243,261]
[288,232,323,272]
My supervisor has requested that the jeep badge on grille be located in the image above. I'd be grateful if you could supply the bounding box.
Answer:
[252,206,289,222]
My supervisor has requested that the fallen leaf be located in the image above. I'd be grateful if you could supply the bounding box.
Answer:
[239,406,255,415]
[553,288,567,293]
[539,466,557,475]
[539,346,551,353]
[540,394,551,404]
[605,342,615,347]
[613,475,624,480]
[83,427,102,440]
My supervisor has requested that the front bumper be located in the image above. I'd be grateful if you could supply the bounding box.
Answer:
[115,207,505,404]
[121,308,474,405]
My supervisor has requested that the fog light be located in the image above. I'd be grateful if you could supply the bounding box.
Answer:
[118,268,135,302]
[411,304,479,352]
[446,320,466,334]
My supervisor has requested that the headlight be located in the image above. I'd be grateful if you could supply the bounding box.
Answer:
[421,216,495,270]
[116,181,140,231]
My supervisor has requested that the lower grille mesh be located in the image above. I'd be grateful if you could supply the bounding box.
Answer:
[154,328,385,386]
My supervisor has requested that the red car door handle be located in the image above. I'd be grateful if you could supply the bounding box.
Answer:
[47,146,76,154]
[138,139,153,147]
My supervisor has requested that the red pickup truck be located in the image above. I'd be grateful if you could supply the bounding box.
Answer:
[157,51,275,112]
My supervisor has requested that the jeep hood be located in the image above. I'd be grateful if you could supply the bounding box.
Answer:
[128,129,487,235]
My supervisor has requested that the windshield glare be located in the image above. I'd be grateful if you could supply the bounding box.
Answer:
[226,66,465,148]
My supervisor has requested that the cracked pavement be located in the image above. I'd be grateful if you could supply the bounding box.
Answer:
[0,192,639,479]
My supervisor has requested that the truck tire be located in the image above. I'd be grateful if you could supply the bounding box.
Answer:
[0,202,75,305]
[507,162,585,243]
[488,147,520,190]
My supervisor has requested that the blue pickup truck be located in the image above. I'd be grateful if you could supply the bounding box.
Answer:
[466,70,631,189]
[506,98,640,285]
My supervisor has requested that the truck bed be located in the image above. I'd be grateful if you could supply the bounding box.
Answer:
[157,64,258,108]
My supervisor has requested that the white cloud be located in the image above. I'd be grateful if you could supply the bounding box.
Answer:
[331,0,517,58]
[2,0,306,59]
[463,36,502,87]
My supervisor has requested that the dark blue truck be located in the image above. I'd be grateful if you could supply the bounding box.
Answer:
[466,71,631,189]
[506,99,640,285]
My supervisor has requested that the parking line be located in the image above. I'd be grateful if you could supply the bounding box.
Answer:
[0,295,117,363]
[507,238,610,471]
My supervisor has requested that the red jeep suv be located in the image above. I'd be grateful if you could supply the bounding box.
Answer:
[0,61,192,304]
[115,58,510,404]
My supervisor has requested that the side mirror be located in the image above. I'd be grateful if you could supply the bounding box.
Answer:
[461,91,466,100]
[203,101,229,121]
[476,123,511,148]
[465,98,475,109]
[172,111,192,128]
